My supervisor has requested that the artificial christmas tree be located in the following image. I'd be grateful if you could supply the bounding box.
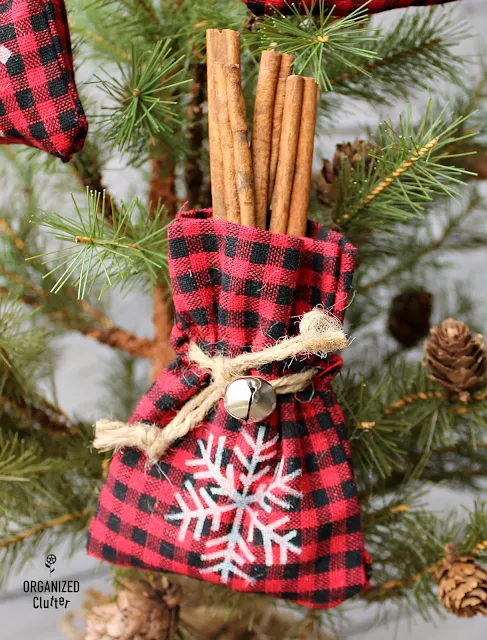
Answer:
[1,0,487,638]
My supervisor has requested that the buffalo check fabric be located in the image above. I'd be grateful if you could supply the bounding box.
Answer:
[87,209,371,609]
[0,0,87,160]
[245,0,457,15]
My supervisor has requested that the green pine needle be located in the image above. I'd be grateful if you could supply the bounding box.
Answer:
[247,0,378,89]
[0,299,52,401]
[96,39,189,155]
[326,6,468,104]
[331,100,476,238]
[0,434,62,483]
[29,189,170,299]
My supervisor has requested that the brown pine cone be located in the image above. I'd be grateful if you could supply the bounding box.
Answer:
[388,290,433,348]
[85,579,180,640]
[436,552,487,618]
[424,318,486,401]
[243,12,260,31]
[316,139,379,206]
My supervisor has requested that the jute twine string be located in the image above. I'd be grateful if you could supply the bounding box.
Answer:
[93,309,348,463]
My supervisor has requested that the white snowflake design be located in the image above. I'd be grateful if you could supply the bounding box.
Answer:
[0,45,12,65]
[166,427,302,583]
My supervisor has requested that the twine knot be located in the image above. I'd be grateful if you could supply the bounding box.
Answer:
[299,308,340,352]
[93,309,349,463]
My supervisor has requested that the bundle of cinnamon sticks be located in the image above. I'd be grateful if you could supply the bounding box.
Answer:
[206,29,318,238]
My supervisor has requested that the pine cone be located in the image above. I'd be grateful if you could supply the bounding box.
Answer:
[316,139,379,206]
[388,290,433,348]
[85,579,180,640]
[244,12,260,31]
[424,318,486,401]
[436,552,487,618]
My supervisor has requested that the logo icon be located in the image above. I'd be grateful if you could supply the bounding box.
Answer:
[45,554,56,575]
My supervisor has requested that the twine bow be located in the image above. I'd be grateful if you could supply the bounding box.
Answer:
[94,309,349,463]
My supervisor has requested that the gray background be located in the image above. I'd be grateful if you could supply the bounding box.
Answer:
[1,0,487,637]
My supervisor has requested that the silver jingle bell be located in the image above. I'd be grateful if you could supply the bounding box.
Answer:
[223,376,277,422]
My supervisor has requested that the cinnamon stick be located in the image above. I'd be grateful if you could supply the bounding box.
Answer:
[287,77,318,237]
[225,63,256,227]
[268,54,294,207]
[206,30,225,219]
[223,29,241,67]
[269,75,304,235]
[215,61,240,223]
[251,50,282,229]
[206,29,241,220]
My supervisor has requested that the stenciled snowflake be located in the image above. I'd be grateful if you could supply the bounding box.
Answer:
[166,427,302,583]
[0,45,11,65]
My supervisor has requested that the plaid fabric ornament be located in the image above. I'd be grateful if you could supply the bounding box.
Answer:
[87,209,371,609]
[0,0,87,160]
[245,0,457,15]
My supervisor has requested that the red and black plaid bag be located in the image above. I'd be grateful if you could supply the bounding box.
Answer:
[245,0,457,15]
[87,209,371,609]
[0,0,87,160]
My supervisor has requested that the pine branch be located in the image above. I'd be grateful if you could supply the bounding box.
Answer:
[357,189,484,293]
[338,137,440,223]
[0,395,77,437]
[440,71,487,171]
[364,380,487,421]
[31,190,170,299]
[0,268,154,358]
[0,510,91,550]
[69,8,132,63]
[382,390,445,416]
[365,561,439,601]
[96,40,189,158]
[136,0,158,24]
[0,433,65,481]
[363,501,415,530]
[246,0,377,89]
[86,326,155,358]
[1,183,154,358]
[371,464,487,499]
[330,102,475,238]
[0,214,113,329]
[97,352,147,418]
[366,534,487,601]
[149,153,179,214]
[326,6,466,104]
[0,298,54,402]
[363,503,487,607]
[0,270,106,327]
[70,141,119,224]
[330,38,443,87]
[0,217,25,252]
[76,0,163,47]
[340,361,487,484]
[0,425,103,576]
[356,401,487,497]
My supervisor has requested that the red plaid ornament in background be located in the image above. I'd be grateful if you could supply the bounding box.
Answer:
[245,0,457,15]
[0,0,87,160]
[87,209,371,609]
